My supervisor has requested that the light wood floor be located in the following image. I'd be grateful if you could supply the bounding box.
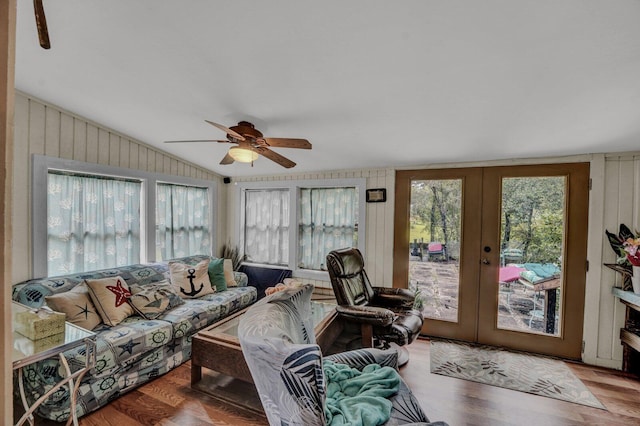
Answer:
[26,338,640,425]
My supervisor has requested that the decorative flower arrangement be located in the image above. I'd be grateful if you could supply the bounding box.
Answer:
[606,224,640,267]
[623,237,640,267]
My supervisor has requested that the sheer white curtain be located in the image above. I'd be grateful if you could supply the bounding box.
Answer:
[244,189,290,265]
[47,172,142,275]
[156,183,210,260]
[298,187,358,270]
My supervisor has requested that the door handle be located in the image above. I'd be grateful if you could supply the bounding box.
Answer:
[481,258,490,265]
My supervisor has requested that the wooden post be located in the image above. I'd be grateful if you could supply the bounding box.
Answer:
[0,0,16,424]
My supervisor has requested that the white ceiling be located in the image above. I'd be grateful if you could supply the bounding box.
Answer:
[14,0,640,177]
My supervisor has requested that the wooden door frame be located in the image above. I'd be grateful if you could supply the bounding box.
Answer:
[477,163,590,359]
[393,163,590,359]
[1,0,16,423]
[393,168,483,341]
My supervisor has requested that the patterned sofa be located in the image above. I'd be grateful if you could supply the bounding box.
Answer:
[238,283,447,426]
[11,255,257,422]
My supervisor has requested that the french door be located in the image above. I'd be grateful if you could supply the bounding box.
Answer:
[393,163,589,359]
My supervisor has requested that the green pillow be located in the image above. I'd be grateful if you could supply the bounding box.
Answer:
[208,258,227,292]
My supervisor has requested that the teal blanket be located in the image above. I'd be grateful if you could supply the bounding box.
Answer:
[323,360,400,426]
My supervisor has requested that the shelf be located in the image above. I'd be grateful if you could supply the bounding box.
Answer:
[612,286,640,375]
[612,287,640,310]
[620,329,640,353]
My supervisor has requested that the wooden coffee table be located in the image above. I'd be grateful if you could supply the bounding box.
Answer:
[190,300,342,415]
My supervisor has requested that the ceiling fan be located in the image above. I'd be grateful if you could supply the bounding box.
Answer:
[164,120,312,168]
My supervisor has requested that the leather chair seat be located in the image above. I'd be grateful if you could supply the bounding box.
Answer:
[327,247,424,354]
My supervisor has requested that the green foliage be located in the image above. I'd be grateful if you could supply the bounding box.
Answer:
[409,176,567,265]
[412,287,424,311]
[500,177,564,263]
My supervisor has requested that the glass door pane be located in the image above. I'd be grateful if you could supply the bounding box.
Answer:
[496,176,566,336]
[409,179,463,323]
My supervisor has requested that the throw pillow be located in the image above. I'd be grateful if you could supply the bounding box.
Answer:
[223,259,238,287]
[128,280,184,320]
[169,259,215,299]
[208,258,227,292]
[45,283,102,330]
[85,276,135,326]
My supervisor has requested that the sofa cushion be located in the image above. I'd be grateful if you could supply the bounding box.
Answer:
[45,283,102,330]
[90,316,175,373]
[207,258,227,292]
[159,286,257,337]
[85,276,135,326]
[128,280,184,320]
[169,260,215,299]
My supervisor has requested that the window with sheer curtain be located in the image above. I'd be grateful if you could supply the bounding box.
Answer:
[243,189,290,265]
[241,183,362,273]
[47,172,142,275]
[298,187,358,270]
[156,183,211,261]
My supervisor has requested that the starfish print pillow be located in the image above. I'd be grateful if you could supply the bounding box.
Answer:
[45,283,102,330]
[85,276,135,326]
[169,259,215,299]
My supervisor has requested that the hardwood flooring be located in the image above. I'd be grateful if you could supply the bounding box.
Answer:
[21,338,640,425]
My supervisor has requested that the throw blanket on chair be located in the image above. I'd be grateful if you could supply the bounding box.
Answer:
[323,360,401,426]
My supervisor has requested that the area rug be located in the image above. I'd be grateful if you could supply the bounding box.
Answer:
[430,339,605,409]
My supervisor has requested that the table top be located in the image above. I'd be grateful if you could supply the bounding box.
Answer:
[12,301,96,369]
[200,300,336,341]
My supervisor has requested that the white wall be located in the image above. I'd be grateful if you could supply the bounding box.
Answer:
[583,153,640,368]
[11,91,225,283]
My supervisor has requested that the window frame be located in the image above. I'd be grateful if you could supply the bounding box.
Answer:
[235,178,367,281]
[32,154,217,277]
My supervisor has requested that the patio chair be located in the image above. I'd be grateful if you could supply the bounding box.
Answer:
[427,242,446,261]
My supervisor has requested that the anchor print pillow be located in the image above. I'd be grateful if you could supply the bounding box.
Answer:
[85,276,135,326]
[169,259,215,299]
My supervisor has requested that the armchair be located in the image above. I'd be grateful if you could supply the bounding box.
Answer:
[237,283,446,426]
[326,248,423,365]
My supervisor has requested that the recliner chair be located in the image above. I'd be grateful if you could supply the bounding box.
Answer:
[326,247,423,365]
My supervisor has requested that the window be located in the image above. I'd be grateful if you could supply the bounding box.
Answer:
[238,178,366,279]
[156,183,210,261]
[298,187,358,270]
[243,189,290,265]
[33,155,217,277]
[47,172,142,275]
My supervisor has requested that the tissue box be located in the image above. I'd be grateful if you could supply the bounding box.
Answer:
[15,309,66,340]
[14,332,65,355]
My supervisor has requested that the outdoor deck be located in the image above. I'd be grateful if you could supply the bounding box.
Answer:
[410,259,554,334]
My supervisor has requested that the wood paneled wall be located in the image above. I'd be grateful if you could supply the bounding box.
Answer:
[583,153,640,368]
[11,92,224,283]
[228,169,395,289]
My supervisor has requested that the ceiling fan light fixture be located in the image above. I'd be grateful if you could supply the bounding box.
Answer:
[228,146,259,163]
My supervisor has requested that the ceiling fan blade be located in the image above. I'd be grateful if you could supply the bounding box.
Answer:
[219,153,235,165]
[205,120,245,141]
[262,138,312,149]
[254,147,296,168]
[33,0,51,49]
[163,139,229,144]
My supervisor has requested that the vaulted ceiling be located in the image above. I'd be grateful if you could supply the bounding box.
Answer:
[15,0,640,176]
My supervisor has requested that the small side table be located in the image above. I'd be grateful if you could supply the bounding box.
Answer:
[12,302,96,426]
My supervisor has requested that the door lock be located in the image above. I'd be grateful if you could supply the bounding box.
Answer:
[481,258,490,265]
